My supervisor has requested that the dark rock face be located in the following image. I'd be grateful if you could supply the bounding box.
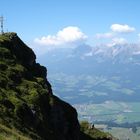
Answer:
[0,33,80,140]
[49,96,80,140]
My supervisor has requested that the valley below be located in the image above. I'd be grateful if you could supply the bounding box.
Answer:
[47,72,140,140]
[48,72,140,140]
[39,44,140,140]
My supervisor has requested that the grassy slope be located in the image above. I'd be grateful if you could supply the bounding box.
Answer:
[0,123,31,140]
[80,121,117,140]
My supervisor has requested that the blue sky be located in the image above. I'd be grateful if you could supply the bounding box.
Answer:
[1,0,140,55]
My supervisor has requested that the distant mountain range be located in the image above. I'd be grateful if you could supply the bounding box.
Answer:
[38,43,140,104]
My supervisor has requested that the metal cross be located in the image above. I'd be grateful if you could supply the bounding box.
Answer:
[0,16,4,34]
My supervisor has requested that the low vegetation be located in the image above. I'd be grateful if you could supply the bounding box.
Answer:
[80,121,116,140]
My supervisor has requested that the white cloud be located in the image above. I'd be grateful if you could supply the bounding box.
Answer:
[112,37,127,44]
[34,26,87,46]
[32,24,138,56]
[107,37,127,47]
[111,24,135,33]
[95,32,114,39]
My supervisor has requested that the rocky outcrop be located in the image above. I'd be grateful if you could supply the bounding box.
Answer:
[0,32,36,66]
[0,33,80,140]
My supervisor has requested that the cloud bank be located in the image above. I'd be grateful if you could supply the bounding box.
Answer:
[95,32,114,39]
[32,23,139,56]
[95,24,138,47]
[110,24,135,33]
[107,37,127,47]
[34,26,87,46]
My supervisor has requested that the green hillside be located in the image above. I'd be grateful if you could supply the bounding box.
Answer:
[0,32,116,140]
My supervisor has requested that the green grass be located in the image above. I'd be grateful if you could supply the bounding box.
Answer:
[80,121,114,139]
[0,123,32,140]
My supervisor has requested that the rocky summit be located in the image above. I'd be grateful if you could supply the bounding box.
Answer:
[0,32,116,140]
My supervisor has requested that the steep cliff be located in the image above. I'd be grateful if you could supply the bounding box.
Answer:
[0,33,116,140]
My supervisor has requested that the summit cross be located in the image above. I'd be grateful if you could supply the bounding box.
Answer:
[0,16,4,34]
